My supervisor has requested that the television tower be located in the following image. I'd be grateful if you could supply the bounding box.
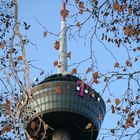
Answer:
[27,1,106,140]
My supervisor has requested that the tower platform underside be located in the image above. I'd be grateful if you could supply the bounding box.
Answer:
[27,74,106,140]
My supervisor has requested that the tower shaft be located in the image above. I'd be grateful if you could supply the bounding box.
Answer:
[58,1,68,74]
[58,20,67,74]
[52,130,71,140]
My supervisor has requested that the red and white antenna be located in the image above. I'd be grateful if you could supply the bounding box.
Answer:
[58,0,69,74]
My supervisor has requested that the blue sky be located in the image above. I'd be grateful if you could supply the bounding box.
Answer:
[18,1,140,139]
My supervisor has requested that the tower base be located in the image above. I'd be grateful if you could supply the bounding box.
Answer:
[52,130,71,140]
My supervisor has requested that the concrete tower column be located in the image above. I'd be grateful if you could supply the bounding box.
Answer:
[58,1,68,75]
[58,20,67,74]
[52,130,71,140]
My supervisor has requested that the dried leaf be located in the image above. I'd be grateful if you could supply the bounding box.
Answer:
[40,70,44,76]
[92,0,97,2]
[75,0,79,4]
[86,8,91,12]
[126,60,132,67]
[106,98,111,103]
[128,112,135,117]
[114,62,119,67]
[79,9,83,14]
[78,2,84,9]
[93,72,99,79]
[119,6,124,12]
[67,52,71,59]
[5,125,12,132]
[56,86,62,94]
[136,95,140,100]
[130,121,135,128]
[17,56,23,61]
[4,104,10,111]
[61,9,69,18]
[1,125,11,134]
[58,62,61,68]
[53,61,58,66]
[127,117,133,123]
[124,26,133,36]
[128,7,132,14]
[54,41,60,50]
[0,96,2,101]
[31,121,36,130]
[117,107,121,111]
[111,105,115,113]
[115,98,120,106]
[122,124,127,129]
[6,99,11,105]
[123,68,126,72]
[134,57,138,62]
[123,3,127,9]
[93,78,99,84]
[44,124,49,130]
[112,26,116,31]
[43,31,47,38]
[104,12,109,16]
[0,43,5,49]
[117,76,122,79]
[5,99,11,111]
[85,123,93,129]
[86,67,91,73]
[76,22,81,28]
[14,61,18,67]
[125,107,129,113]
[71,68,77,75]
[137,47,140,50]
[137,110,140,114]
[133,48,137,52]
[110,128,115,134]
[104,76,108,82]
[113,2,119,10]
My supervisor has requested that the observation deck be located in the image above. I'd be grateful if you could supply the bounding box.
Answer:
[27,74,106,140]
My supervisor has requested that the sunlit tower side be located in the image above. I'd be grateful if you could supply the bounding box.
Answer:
[58,1,68,74]
[27,1,106,140]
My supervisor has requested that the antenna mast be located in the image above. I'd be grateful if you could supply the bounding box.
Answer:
[58,0,68,74]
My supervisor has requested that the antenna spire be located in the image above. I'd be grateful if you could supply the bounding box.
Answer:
[58,0,69,74]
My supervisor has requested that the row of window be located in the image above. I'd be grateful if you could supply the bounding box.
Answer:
[32,83,103,104]
[30,82,105,116]
[29,94,102,127]
[31,89,105,114]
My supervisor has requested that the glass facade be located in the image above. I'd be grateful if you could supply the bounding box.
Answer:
[28,74,106,140]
